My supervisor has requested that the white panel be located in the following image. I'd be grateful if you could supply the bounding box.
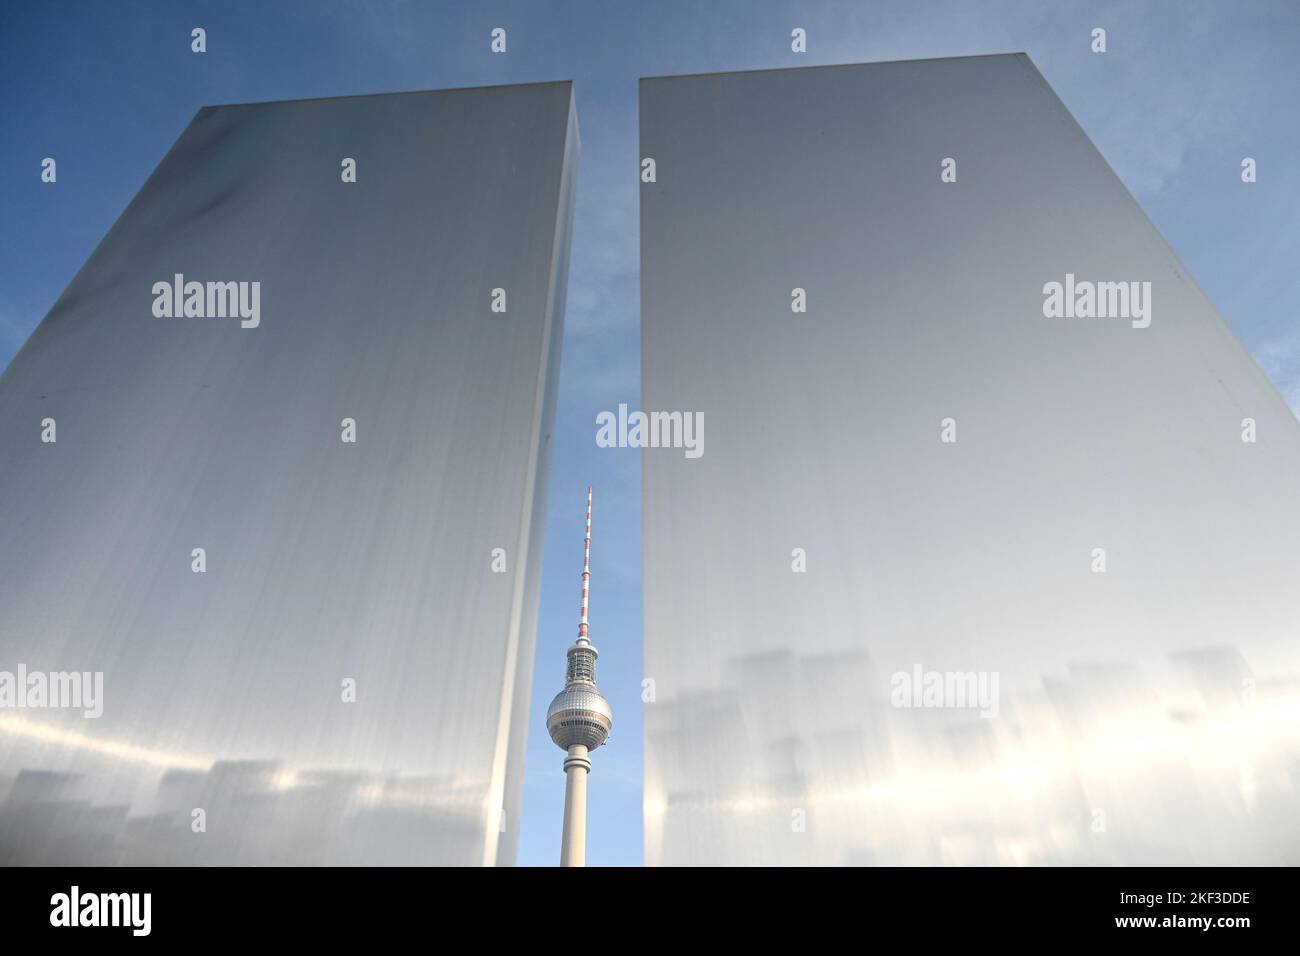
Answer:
[641,56,1300,865]
[0,82,578,865]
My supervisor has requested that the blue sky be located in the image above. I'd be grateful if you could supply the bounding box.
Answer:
[2,0,1297,866]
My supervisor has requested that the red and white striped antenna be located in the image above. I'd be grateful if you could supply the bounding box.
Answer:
[578,484,592,644]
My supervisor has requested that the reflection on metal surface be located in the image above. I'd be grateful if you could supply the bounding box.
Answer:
[0,82,579,865]
[644,647,1300,864]
[640,56,1300,865]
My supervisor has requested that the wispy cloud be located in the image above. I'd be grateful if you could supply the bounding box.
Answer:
[1254,328,1300,415]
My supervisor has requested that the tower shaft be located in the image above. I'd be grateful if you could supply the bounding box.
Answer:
[559,744,591,866]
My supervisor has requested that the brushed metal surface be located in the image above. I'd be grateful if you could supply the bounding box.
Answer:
[0,81,578,865]
[640,55,1300,865]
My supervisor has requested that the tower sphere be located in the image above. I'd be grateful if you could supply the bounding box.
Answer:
[546,679,613,751]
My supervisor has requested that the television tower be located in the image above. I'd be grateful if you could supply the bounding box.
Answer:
[546,484,613,866]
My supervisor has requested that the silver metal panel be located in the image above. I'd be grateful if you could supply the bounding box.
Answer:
[640,56,1300,865]
[0,82,578,865]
